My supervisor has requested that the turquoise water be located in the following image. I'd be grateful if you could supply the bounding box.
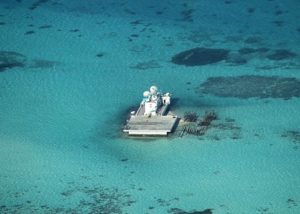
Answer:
[1,0,300,213]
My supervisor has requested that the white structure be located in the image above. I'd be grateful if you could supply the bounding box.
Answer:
[123,85,178,136]
[140,86,171,117]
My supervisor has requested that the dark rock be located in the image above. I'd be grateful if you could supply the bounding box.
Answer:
[171,47,229,66]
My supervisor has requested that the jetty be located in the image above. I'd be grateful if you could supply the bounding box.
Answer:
[123,86,179,136]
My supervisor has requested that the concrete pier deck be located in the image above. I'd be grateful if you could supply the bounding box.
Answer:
[123,115,179,136]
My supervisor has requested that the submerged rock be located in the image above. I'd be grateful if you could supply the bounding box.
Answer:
[171,47,229,66]
[198,75,300,99]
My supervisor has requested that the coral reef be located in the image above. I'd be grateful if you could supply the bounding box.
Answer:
[198,75,300,99]
[1,51,59,71]
[198,111,217,126]
[183,112,198,122]
[180,111,217,137]
[168,208,213,214]
[0,185,134,214]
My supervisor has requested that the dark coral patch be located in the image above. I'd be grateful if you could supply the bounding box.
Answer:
[171,48,229,66]
[198,75,300,99]
[226,55,247,65]
[38,24,52,29]
[1,184,135,213]
[69,29,80,32]
[169,208,213,214]
[0,51,26,72]
[244,36,262,44]
[274,10,283,16]
[130,34,139,38]
[266,49,297,60]
[238,47,269,55]
[281,131,300,144]
[130,60,161,70]
[96,53,105,58]
[238,48,258,54]
[247,8,255,14]
[272,20,284,27]
[181,9,194,22]
[225,54,247,65]
[29,59,57,68]
[256,47,269,53]
[24,30,35,35]
[29,0,50,10]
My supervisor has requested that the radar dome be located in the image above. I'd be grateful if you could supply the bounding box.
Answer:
[150,86,158,94]
[143,91,150,97]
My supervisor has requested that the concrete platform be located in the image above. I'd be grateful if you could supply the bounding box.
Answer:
[123,115,179,136]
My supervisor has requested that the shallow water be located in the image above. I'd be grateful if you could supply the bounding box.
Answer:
[1,0,300,213]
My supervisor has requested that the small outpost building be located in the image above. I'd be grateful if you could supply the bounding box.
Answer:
[123,86,179,136]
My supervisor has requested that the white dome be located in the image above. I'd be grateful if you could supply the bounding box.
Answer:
[143,91,150,97]
[150,86,158,94]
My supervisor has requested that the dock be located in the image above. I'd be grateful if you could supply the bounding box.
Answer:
[123,114,179,136]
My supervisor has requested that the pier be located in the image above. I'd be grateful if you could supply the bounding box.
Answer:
[123,114,178,136]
